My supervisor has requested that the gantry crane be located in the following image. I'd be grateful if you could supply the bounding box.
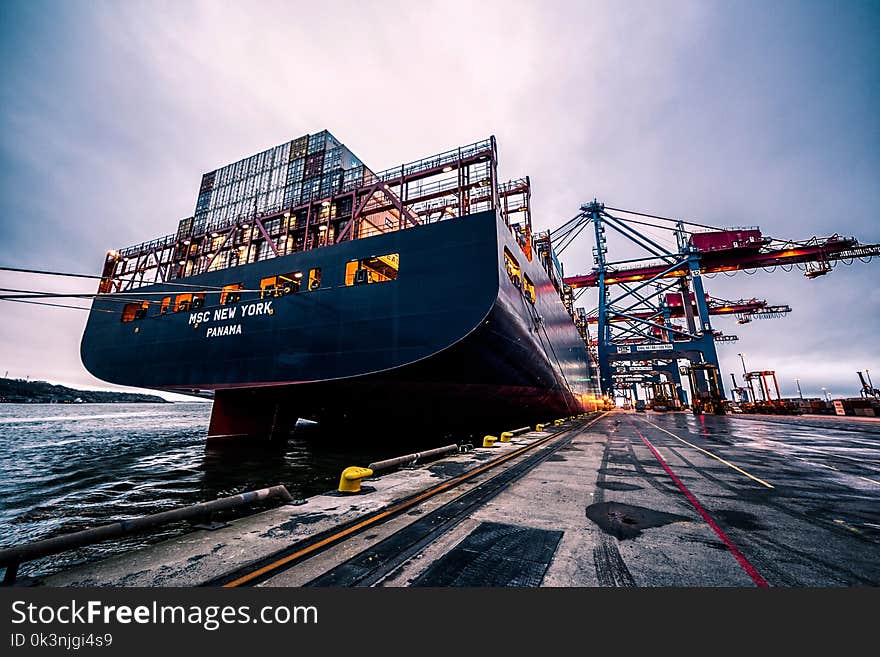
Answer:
[857,371,880,398]
[550,201,880,414]
[581,294,791,327]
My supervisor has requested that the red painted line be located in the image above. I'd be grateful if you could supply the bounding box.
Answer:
[630,422,769,588]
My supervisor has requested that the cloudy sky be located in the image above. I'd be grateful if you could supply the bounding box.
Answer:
[1,0,878,399]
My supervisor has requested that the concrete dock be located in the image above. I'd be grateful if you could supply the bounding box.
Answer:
[42,411,880,587]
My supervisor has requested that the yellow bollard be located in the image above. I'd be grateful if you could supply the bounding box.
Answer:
[338,466,374,494]
[536,424,545,431]
[500,431,513,443]
[482,435,498,448]
[553,419,563,426]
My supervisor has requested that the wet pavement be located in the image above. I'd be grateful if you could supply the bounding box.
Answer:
[376,410,880,587]
[723,412,880,435]
[39,411,880,587]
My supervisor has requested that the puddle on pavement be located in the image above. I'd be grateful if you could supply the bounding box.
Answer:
[595,481,643,492]
[586,501,690,540]
[714,509,765,531]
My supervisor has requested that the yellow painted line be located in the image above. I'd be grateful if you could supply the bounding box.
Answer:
[223,413,606,587]
[638,418,774,489]
[834,519,862,535]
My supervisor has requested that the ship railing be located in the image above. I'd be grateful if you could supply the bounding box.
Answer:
[375,137,494,181]
[689,225,761,234]
[498,178,530,195]
[0,485,293,586]
[119,233,177,257]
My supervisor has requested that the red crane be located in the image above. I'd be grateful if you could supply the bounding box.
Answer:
[564,222,880,289]
[582,294,790,325]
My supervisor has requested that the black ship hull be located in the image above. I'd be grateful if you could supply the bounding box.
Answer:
[81,210,599,442]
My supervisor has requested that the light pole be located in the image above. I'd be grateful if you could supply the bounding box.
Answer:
[795,378,803,399]
[737,353,752,403]
[821,387,829,402]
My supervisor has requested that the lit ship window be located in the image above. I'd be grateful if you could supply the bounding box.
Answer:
[174,293,205,312]
[307,267,322,291]
[504,248,522,288]
[121,301,149,323]
[260,272,303,298]
[220,283,243,305]
[523,274,536,304]
[345,253,399,286]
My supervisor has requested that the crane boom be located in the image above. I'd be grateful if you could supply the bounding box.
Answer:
[583,296,790,324]
[565,234,880,288]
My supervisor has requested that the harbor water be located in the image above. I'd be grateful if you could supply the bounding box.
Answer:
[0,402,398,579]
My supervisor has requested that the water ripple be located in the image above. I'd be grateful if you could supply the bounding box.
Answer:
[0,402,399,579]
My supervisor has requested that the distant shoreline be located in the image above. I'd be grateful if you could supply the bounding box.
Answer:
[0,377,170,404]
[0,398,174,406]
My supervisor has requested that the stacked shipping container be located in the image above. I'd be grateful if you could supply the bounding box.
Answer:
[184,130,366,239]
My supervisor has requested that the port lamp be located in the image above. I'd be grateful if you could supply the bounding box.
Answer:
[318,225,328,232]
[284,212,291,218]
[183,239,191,245]
[293,272,303,279]
[321,201,331,207]
[442,166,453,173]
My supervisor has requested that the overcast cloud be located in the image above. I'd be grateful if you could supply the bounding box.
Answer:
[1,0,878,399]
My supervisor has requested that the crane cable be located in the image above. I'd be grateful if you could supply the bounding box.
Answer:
[0,298,117,313]
[603,206,723,231]
[0,266,227,290]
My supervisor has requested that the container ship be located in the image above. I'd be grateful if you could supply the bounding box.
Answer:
[80,133,600,443]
